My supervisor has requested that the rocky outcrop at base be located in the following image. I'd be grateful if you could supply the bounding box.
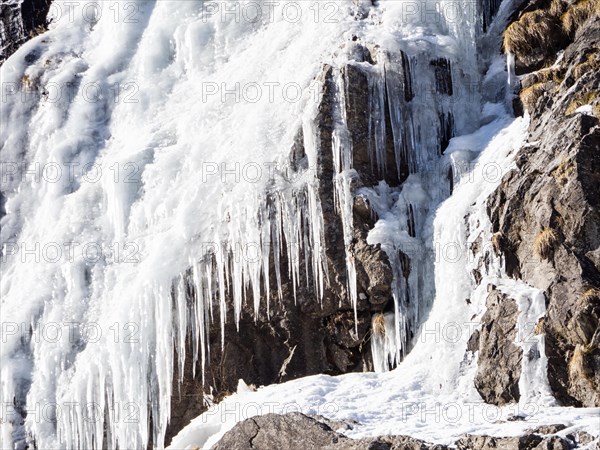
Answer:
[211,413,596,450]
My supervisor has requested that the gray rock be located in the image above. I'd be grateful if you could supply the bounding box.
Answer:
[486,18,600,407]
[472,290,523,405]
[528,424,568,435]
[455,433,575,450]
[212,412,449,450]
[212,413,343,450]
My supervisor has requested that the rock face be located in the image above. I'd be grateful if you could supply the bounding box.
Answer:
[212,413,589,450]
[472,289,523,404]
[455,434,571,450]
[0,0,52,63]
[212,413,344,450]
[487,13,600,406]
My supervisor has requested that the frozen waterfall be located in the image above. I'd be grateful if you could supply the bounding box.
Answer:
[0,0,530,449]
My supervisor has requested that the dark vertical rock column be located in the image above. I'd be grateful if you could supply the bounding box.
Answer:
[1,0,52,63]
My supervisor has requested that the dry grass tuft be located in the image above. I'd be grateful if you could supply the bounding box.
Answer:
[372,313,386,336]
[28,24,48,39]
[533,227,558,260]
[20,74,36,90]
[536,68,564,84]
[553,157,575,185]
[565,91,599,116]
[581,288,600,304]
[521,67,564,90]
[520,82,548,112]
[503,9,563,59]
[572,52,600,80]
[549,0,567,16]
[491,232,504,256]
[562,0,600,35]
[534,317,545,335]
[568,344,594,381]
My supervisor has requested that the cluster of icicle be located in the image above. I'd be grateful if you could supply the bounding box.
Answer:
[0,1,487,449]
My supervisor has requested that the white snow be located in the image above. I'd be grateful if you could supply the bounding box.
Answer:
[574,104,594,115]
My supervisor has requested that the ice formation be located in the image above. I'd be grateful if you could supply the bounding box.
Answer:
[167,114,600,450]
[0,0,579,449]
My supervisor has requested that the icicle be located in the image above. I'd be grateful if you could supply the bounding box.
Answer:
[0,0,490,447]
[333,70,359,328]
[507,52,517,88]
[175,276,187,384]
[368,67,387,176]
[515,288,556,406]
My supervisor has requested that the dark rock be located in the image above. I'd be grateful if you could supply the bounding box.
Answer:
[528,424,567,435]
[0,0,52,63]
[481,0,504,32]
[342,62,406,186]
[567,431,596,447]
[332,435,449,450]
[467,329,480,352]
[487,18,600,407]
[430,58,453,96]
[473,290,523,405]
[454,433,573,450]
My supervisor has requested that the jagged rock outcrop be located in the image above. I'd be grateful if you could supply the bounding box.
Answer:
[487,8,600,406]
[455,433,571,450]
[472,289,523,404]
[0,0,51,63]
[211,413,593,450]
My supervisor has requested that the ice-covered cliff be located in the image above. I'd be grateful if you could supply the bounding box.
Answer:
[0,0,598,449]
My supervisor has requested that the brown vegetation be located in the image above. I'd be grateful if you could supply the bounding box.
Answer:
[372,313,386,336]
[562,0,600,35]
[533,227,558,260]
[520,82,548,112]
[580,288,600,304]
[503,9,564,60]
